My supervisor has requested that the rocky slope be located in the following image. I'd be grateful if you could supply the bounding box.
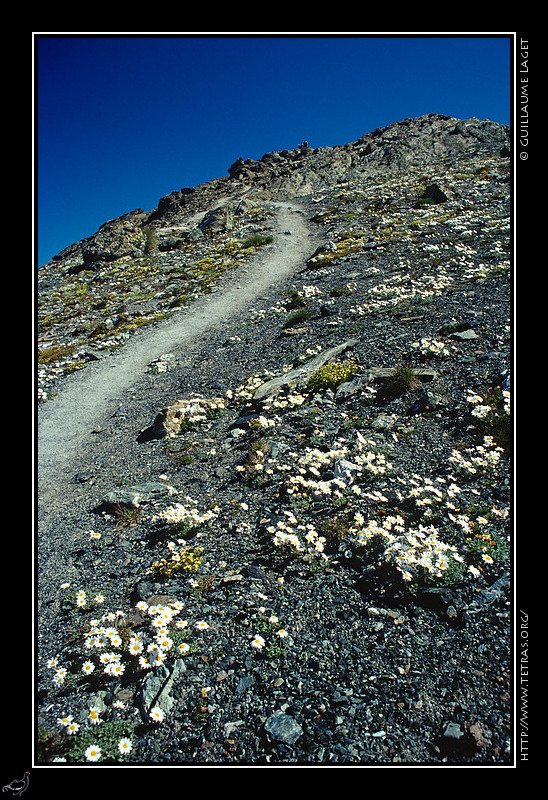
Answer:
[35,114,513,767]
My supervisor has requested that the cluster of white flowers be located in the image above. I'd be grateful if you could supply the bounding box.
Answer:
[227,372,274,401]
[449,436,504,476]
[349,267,454,317]
[152,498,218,528]
[266,391,307,410]
[162,396,226,435]
[252,415,276,430]
[385,525,465,582]
[466,391,492,419]
[283,444,354,498]
[55,715,138,762]
[250,593,290,652]
[354,449,392,478]
[348,511,465,582]
[413,337,451,358]
[185,397,226,424]
[50,587,208,692]
[69,587,105,611]
[299,284,322,298]
[467,386,511,420]
[267,510,327,558]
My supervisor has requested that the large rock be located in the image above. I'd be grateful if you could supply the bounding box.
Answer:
[140,397,225,440]
[100,481,177,508]
[199,205,233,234]
[82,209,148,265]
[136,660,187,722]
[252,339,359,401]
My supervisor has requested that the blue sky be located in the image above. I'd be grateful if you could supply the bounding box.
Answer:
[35,34,512,267]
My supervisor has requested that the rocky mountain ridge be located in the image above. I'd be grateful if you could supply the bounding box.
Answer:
[37,113,509,402]
[35,113,513,767]
[44,113,509,264]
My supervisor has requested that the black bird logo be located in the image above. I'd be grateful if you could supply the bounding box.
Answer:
[2,773,30,797]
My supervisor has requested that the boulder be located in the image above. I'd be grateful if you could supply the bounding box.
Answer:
[418,183,449,204]
[100,481,177,508]
[253,339,359,401]
[82,209,148,265]
[199,205,233,234]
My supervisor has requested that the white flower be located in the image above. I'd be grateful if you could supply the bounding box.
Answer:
[250,635,266,651]
[66,722,80,735]
[84,745,102,762]
[149,706,165,723]
[105,661,126,677]
[471,404,491,419]
[118,737,133,756]
[128,638,144,656]
[155,635,174,651]
[53,668,67,685]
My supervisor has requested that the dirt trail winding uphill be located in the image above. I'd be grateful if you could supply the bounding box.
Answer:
[37,202,316,504]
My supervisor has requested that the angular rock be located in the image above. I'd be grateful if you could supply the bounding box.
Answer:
[366,367,437,383]
[264,711,303,745]
[450,328,478,341]
[81,209,148,265]
[200,205,233,234]
[100,481,177,508]
[136,660,186,722]
[140,397,217,440]
[253,339,359,401]
[419,183,449,204]
[335,375,369,402]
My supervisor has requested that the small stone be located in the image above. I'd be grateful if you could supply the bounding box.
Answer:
[264,711,303,745]
[371,413,397,430]
[236,675,255,693]
[450,328,478,341]
[467,720,492,749]
[443,722,464,741]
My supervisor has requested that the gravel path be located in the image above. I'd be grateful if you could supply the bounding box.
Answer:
[37,202,316,503]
